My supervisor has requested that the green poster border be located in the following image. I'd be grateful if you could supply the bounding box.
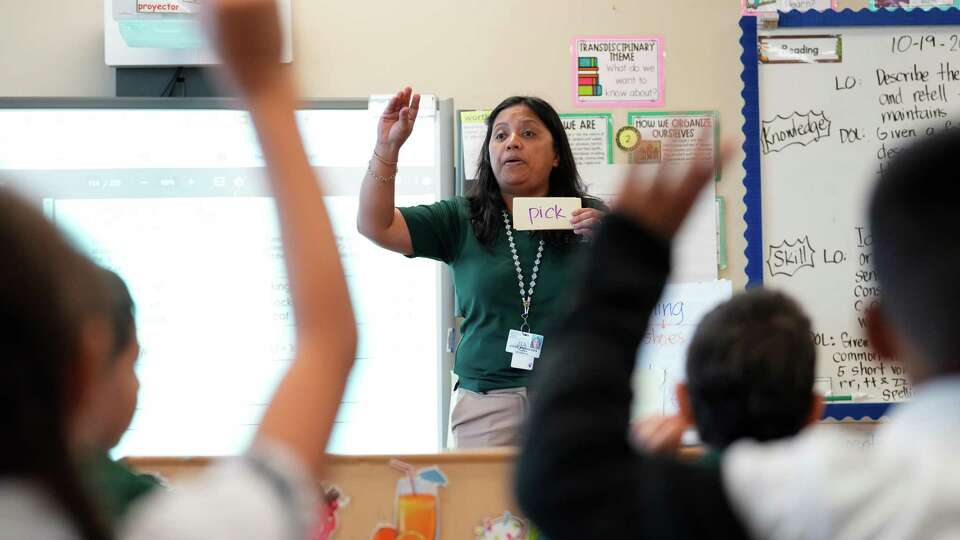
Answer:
[559,112,615,164]
[626,110,721,181]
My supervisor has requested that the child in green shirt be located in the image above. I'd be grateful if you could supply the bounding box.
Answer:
[84,268,162,520]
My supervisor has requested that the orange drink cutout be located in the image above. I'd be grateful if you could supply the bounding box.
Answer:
[372,462,448,540]
[397,493,436,540]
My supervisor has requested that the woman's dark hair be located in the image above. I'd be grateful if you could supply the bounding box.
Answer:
[0,189,113,540]
[466,96,601,248]
[100,268,136,362]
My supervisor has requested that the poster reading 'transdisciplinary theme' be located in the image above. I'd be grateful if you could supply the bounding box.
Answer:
[572,36,664,108]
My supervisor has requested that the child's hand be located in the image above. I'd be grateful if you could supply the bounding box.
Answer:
[614,138,735,239]
[203,0,284,97]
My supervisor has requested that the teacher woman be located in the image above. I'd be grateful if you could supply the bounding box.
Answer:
[358,87,605,447]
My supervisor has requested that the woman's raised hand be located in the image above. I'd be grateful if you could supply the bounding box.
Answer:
[376,87,421,160]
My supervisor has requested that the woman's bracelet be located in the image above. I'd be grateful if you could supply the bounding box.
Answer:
[372,150,398,166]
[367,161,396,184]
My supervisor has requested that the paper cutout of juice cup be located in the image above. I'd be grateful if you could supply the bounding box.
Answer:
[396,481,437,540]
[370,466,448,540]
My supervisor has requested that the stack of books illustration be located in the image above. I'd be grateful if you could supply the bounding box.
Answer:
[578,57,602,97]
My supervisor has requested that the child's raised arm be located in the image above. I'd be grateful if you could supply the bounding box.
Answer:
[204,0,357,478]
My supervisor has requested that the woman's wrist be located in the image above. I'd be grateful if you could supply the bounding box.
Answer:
[372,151,398,167]
[374,142,401,163]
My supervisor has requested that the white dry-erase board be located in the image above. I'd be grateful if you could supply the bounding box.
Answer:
[741,9,960,420]
[0,97,455,456]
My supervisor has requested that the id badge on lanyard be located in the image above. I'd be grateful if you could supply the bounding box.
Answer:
[506,329,544,370]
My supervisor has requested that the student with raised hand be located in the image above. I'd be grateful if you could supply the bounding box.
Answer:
[125,0,357,536]
[517,127,960,540]
[359,91,606,448]
[0,0,356,538]
[515,144,749,539]
[632,289,824,464]
[200,0,356,478]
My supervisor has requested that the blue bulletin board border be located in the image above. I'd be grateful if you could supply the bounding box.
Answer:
[822,402,895,421]
[739,16,762,290]
[740,8,960,420]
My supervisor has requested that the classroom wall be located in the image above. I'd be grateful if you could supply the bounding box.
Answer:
[0,0,866,288]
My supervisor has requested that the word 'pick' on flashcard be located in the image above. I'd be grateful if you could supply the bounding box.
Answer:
[512,197,582,231]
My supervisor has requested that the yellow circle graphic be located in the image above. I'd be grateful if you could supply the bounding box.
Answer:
[616,126,641,152]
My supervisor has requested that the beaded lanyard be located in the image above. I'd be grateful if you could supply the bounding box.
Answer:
[502,210,544,333]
